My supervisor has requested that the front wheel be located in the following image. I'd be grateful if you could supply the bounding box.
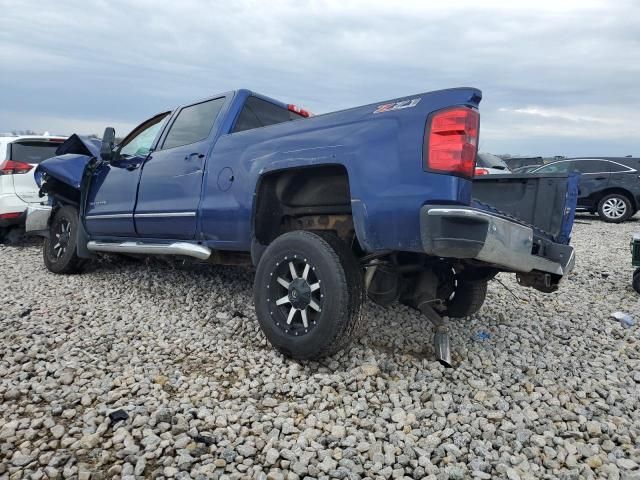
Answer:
[598,194,632,223]
[253,231,363,360]
[43,206,84,274]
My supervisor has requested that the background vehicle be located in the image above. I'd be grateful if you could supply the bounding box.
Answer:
[503,156,544,171]
[475,152,512,175]
[513,164,543,174]
[28,88,577,366]
[531,158,640,223]
[0,134,67,240]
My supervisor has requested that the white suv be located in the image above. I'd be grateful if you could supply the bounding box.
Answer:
[0,134,67,240]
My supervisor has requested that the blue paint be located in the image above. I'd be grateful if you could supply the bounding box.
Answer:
[36,153,93,189]
[34,87,575,257]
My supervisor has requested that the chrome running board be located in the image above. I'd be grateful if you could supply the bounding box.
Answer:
[86,241,211,260]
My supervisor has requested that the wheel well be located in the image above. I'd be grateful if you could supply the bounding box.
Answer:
[40,176,81,207]
[253,165,355,245]
[594,188,637,211]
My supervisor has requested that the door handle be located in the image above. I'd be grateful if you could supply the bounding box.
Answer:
[185,153,205,160]
[126,164,139,171]
[595,176,606,180]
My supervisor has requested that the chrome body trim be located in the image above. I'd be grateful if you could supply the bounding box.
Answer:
[86,241,211,260]
[134,212,196,218]
[85,213,133,220]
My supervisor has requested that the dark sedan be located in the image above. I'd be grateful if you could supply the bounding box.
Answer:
[531,158,640,223]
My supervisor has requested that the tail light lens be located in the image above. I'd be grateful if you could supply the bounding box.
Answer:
[425,106,479,178]
[474,167,489,176]
[0,160,33,175]
[0,212,23,220]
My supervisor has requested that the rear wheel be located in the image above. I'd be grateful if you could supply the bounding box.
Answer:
[253,230,363,360]
[43,206,84,274]
[442,279,488,318]
[598,194,632,223]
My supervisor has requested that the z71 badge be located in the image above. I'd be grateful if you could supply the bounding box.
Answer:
[373,98,421,114]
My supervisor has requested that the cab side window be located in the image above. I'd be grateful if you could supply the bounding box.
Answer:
[161,97,225,150]
[119,114,169,157]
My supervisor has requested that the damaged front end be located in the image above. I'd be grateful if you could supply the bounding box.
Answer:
[25,134,102,242]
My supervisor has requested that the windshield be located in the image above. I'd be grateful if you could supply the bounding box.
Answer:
[477,153,509,170]
[119,112,170,157]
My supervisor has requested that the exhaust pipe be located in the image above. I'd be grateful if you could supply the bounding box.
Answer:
[417,299,453,368]
[433,326,452,368]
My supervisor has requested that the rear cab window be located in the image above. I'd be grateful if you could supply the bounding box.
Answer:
[233,96,305,133]
[161,97,226,150]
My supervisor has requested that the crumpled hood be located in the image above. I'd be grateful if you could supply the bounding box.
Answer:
[36,134,101,189]
[54,134,101,157]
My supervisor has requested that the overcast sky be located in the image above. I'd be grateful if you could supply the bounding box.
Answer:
[1,0,639,156]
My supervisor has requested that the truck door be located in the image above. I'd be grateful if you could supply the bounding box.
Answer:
[85,112,170,236]
[135,97,226,239]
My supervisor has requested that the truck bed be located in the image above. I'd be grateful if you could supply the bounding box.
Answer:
[472,173,579,245]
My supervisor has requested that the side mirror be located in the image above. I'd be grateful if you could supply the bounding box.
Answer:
[100,127,116,162]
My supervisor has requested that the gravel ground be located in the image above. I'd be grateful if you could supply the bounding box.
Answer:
[1,215,639,480]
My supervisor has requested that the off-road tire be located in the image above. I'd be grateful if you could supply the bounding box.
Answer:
[597,193,632,223]
[43,206,84,274]
[443,280,487,318]
[254,230,363,360]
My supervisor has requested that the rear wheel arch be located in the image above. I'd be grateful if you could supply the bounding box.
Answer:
[251,164,363,263]
[593,188,636,212]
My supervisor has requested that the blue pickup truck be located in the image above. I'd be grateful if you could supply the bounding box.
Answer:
[27,88,577,366]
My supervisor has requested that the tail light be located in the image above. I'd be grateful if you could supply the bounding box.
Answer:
[0,160,33,175]
[424,106,480,178]
[0,212,23,220]
[474,167,489,176]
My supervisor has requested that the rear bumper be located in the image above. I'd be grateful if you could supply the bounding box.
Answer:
[25,205,52,236]
[420,205,575,277]
[0,193,28,228]
[0,210,27,228]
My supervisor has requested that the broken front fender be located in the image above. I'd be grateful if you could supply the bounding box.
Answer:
[35,134,101,189]
[36,153,95,190]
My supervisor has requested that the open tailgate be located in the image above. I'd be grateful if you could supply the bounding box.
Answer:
[471,173,579,245]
